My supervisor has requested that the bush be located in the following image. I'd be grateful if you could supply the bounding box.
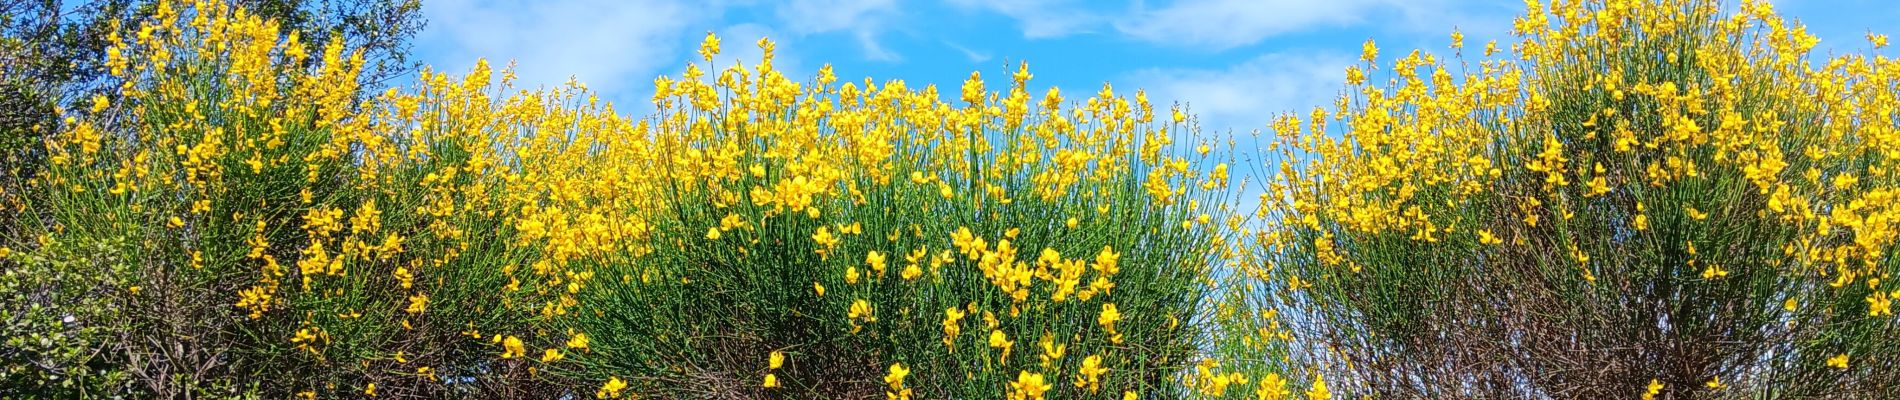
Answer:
[1,0,1236,398]
[1240,0,1900,398]
[9,0,1895,398]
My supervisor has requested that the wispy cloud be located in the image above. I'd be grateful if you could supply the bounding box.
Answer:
[1114,0,1377,50]
[1125,50,1353,134]
[943,40,993,63]
[775,0,903,61]
[946,0,1103,38]
[951,0,1510,51]
[416,0,701,98]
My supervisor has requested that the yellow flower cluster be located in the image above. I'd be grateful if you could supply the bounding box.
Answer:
[1238,0,1900,397]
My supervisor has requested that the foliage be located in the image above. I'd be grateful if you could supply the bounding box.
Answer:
[0,0,423,217]
[1238,0,1900,398]
[5,0,1898,398]
[1,0,1235,398]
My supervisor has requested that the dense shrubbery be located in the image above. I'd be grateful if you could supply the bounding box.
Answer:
[1,0,1232,398]
[1,0,1895,399]
[1238,0,1900,398]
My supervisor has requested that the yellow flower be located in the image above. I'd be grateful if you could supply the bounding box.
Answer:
[814,282,826,297]
[1684,205,1709,220]
[1010,371,1051,400]
[1075,354,1107,393]
[848,299,876,332]
[867,250,888,277]
[567,332,590,350]
[989,329,1014,361]
[365,383,376,397]
[1641,379,1663,400]
[1306,375,1331,400]
[769,350,785,369]
[405,293,428,314]
[1038,335,1066,369]
[884,362,909,390]
[1099,303,1123,343]
[500,335,525,359]
[961,71,985,104]
[596,377,627,399]
[884,362,912,399]
[763,373,780,388]
[1828,353,1849,369]
[699,31,721,61]
[1700,264,1729,280]
[1256,373,1289,400]
[1477,229,1502,246]
[900,263,922,281]
[812,227,840,257]
[1704,376,1724,390]
[541,348,565,362]
[942,307,966,348]
[1869,291,1893,316]
[705,227,721,240]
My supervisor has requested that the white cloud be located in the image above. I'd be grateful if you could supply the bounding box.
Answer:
[944,40,993,63]
[417,0,701,99]
[1125,51,1353,135]
[953,0,1510,51]
[1116,0,1405,50]
[856,30,903,61]
[947,0,1103,38]
[775,0,902,60]
[775,0,898,34]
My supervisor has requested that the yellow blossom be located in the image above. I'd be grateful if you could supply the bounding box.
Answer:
[597,377,628,399]
[1075,354,1107,393]
[885,362,912,400]
[1306,375,1331,400]
[1008,370,1052,400]
[405,294,428,314]
[500,336,525,359]
[567,332,590,351]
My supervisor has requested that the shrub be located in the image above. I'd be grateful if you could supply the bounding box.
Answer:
[1241,0,1900,398]
[534,47,1236,398]
[1,0,1237,398]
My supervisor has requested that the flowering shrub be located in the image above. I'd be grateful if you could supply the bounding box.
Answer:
[1,0,1233,398]
[3,0,1896,399]
[1237,0,1900,398]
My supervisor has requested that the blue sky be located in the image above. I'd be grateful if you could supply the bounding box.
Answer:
[410,0,1900,137]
